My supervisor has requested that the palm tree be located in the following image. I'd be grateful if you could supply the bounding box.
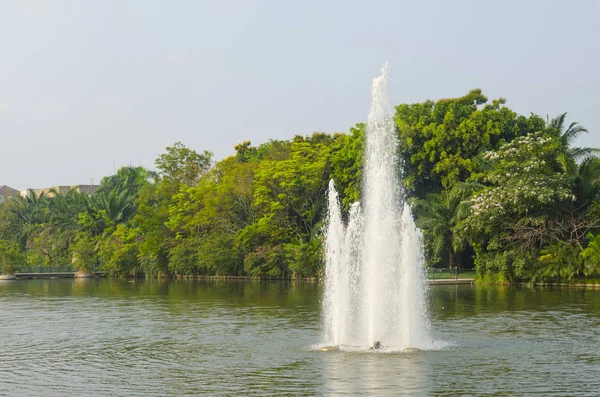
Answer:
[538,241,582,281]
[47,189,91,232]
[546,113,599,173]
[581,233,600,276]
[98,166,156,197]
[9,191,51,249]
[573,157,600,211]
[88,166,156,230]
[412,181,483,271]
[91,188,137,226]
[10,190,50,225]
[413,193,455,269]
[544,115,600,277]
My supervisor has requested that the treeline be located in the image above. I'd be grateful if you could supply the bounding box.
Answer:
[1,89,600,282]
[0,132,363,278]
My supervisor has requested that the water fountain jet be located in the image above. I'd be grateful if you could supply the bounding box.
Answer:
[322,63,431,351]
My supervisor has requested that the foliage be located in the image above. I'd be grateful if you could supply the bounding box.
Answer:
[458,132,572,237]
[395,89,545,196]
[1,92,598,283]
[581,233,600,276]
[537,242,582,282]
[329,125,365,211]
[155,142,213,186]
[97,224,140,276]
[70,232,98,272]
[412,193,455,267]
[252,134,333,241]
[454,119,599,281]
[396,91,547,272]
[0,239,25,274]
[243,245,288,278]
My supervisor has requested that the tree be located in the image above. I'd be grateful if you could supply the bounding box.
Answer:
[455,132,574,280]
[395,90,545,197]
[155,142,212,186]
[70,232,99,273]
[162,151,259,276]
[88,166,155,230]
[453,111,600,282]
[411,181,479,269]
[412,193,453,267]
[394,91,546,269]
[133,182,175,277]
[0,239,25,274]
[253,134,333,241]
[581,233,600,276]
[97,224,140,276]
[329,125,364,212]
[538,242,582,282]
[9,190,50,249]
[546,113,597,169]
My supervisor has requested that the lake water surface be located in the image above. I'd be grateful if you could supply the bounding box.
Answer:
[1,279,599,396]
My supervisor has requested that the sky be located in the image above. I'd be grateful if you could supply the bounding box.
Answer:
[0,0,599,190]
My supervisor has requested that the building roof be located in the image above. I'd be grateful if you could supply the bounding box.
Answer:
[0,185,19,196]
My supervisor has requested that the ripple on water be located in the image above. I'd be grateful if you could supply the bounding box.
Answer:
[1,281,600,396]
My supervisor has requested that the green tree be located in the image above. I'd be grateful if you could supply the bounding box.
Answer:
[0,239,25,274]
[253,134,333,240]
[165,155,258,276]
[155,142,212,186]
[133,182,175,277]
[581,233,600,276]
[538,242,582,282]
[546,113,597,171]
[455,132,573,280]
[329,125,364,211]
[243,134,335,276]
[77,166,155,240]
[395,90,545,197]
[70,232,99,273]
[97,224,140,276]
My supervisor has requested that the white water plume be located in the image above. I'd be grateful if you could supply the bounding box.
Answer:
[322,63,432,351]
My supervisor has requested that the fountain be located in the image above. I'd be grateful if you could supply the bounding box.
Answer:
[322,63,431,351]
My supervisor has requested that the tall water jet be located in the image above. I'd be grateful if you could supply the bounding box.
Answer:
[323,181,349,346]
[322,63,431,350]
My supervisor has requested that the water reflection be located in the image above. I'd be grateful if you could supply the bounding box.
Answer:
[1,280,600,396]
[429,284,600,318]
[323,350,429,396]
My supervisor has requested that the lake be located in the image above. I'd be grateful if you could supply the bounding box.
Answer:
[1,279,599,396]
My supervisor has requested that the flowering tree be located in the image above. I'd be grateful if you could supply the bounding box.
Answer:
[455,132,578,281]
[467,133,572,222]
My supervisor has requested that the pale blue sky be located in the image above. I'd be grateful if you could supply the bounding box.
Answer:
[1,0,599,189]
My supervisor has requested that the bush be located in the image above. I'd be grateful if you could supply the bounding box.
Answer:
[0,240,25,274]
[70,232,99,272]
[243,245,288,278]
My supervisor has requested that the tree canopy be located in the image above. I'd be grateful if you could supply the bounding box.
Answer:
[0,91,598,283]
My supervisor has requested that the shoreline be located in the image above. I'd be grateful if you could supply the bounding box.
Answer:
[11,272,472,284]
[7,273,600,288]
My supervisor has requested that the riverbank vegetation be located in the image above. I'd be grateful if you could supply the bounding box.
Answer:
[1,89,599,283]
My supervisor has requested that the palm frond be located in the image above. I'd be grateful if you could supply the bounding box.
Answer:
[563,122,589,147]
[572,147,600,161]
